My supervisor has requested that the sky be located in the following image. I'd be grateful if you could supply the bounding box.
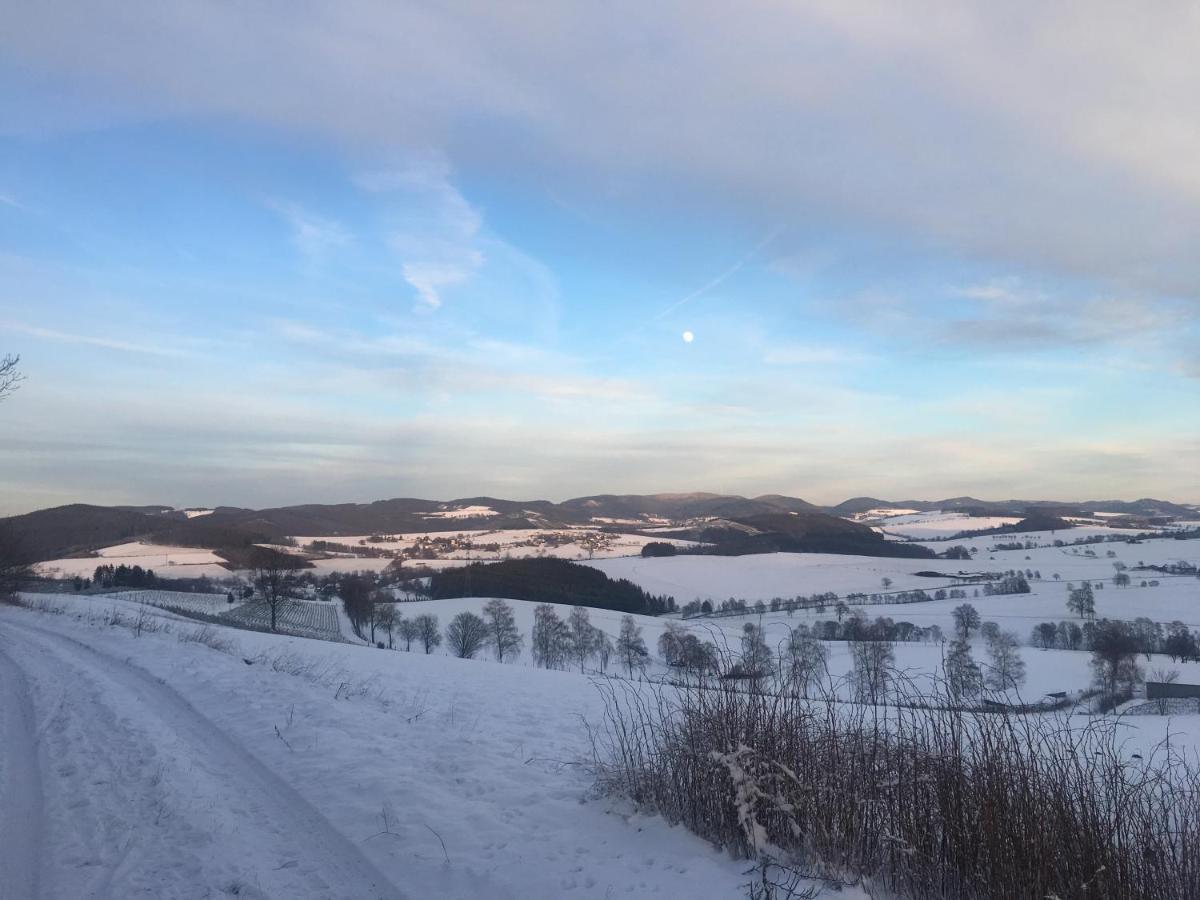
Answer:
[1,2,1197,515]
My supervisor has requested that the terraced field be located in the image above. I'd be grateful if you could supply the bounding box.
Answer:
[220,600,343,641]
[111,590,239,616]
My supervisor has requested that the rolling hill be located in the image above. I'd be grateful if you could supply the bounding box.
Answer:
[5,492,1192,563]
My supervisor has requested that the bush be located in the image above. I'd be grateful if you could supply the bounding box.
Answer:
[177,624,236,654]
[595,678,1200,899]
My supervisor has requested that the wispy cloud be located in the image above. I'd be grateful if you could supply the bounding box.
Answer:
[947,281,1183,349]
[267,318,644,404]
[1,321,188,357]
[12,4,1200,294]
[831,278,1189,355]
[264,199,351,264]
[356,157,484,310]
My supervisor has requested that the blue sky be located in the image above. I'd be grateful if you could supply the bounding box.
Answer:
[1,3,1197,514]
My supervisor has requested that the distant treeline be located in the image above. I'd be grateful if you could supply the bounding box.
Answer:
[93,563,158,588]
[683,530,936,559]
[429,558,676,615]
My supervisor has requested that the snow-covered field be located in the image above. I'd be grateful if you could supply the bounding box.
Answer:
[4,568,1199,899]
[588,552,971,602]
[7,512,1199,897]
[34,528,702,582]
[0,598,763,899]
[418,504,501,519]
[110,588,239,616]
[869,511,1022,539]
[587,534,1197,613]
[36,542,232,581]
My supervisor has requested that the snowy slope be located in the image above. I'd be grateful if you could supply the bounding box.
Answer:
[0,601,762,900]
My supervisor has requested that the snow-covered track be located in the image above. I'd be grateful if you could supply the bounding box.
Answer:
[0,631,45,900]
[0,618,405,900]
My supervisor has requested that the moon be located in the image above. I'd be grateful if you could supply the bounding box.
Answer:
[682,330,695,343]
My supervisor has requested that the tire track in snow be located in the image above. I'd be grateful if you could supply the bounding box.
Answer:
[0,631,44,900]
[1,618,406,900]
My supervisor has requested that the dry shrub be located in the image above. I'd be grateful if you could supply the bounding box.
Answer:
[595,672,1200,900]
[177,624,237,654]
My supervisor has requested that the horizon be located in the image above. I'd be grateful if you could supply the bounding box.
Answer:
[3,4,1198,514]
[6,488,1195,521]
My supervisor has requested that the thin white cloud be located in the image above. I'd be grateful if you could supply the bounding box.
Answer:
[357,157,484,310]
[1,321,187,357]
[833,279,1190,354]
[264,199,351,264]
[267,318,643,404]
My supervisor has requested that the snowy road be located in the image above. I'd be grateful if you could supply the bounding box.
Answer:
[0,620,405,900]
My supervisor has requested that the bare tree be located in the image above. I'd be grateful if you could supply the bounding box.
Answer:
[1067,582,1096,620]
[482,598,523,662]
[616,614,649,677]
[1090,620,1143,702]
[367,589,393,644]
[739,622,772,680]
[595,630,614,672]
[984,631,1026,692]
[446,611,488,658]
[339,574,373,638]
[785,627,828,697]
[1150,668,1180,715]
[532,604,570,669]
[952,603,980,639]
[0,354,22,403]
[658,621,687,667]
[414,613,441,654]
[397,617,419,651]
[945,639,983,702]
[0,354,28,597]
[567,606,600,672]
[850,639,894,704]
[249,546,303,632]
[375,603,397,648]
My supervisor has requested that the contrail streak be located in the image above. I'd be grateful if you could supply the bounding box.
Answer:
[652,223,784,322]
